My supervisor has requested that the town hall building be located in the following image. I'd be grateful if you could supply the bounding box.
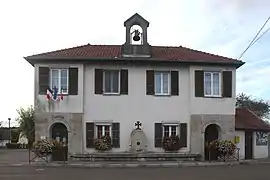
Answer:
[24,13,270,160]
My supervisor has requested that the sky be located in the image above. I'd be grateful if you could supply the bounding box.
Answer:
[0,0,269,127]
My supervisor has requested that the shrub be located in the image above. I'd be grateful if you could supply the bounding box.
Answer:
[94,135,112,151]
[209,140,236,157]
[162,135,181,151]
[6,143,20,149]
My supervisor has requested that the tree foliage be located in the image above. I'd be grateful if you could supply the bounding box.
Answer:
[236,93,270,119]
[16,106,35,148]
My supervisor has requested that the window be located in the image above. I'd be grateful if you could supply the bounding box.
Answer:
[204,72,221,97]
[155,71,170,95]
[50,69,69,94]
[103,70,120,94]
[163,125,178,137]
[96,124,111,138]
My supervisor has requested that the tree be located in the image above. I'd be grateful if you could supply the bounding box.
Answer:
[16,106,35,148]
[236,93,270,119]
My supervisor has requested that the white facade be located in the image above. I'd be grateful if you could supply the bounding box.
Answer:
[34,62,236,153]
[235,130,269,159]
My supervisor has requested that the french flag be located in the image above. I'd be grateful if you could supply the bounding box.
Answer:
[46,88,53,100]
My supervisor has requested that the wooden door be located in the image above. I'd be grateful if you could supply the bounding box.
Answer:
[245,131,253,159]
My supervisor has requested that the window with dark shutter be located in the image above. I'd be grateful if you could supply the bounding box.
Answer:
[222,71,232,98]
[179,123,187,147]
[120,69,128,95]
[68,68,78,95]
[95,69,103,94]
[195,70,204,97]
[39,67,49,94]
[154,123,163,147]
[146,70,154,95]
[86,123,95,148]
[171,71,179,95]
[112,123,120,148]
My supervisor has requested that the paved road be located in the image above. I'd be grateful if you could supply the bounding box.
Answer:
[0,164,270,180]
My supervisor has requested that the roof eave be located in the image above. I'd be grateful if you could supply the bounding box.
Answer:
[24,56,245,68]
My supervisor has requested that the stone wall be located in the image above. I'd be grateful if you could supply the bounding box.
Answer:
[190,114,235,158]
[35,112,83,154]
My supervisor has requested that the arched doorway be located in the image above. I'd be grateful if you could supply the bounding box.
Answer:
[204,124,220,161]
[51,123,68,143]
[50,123,68,161]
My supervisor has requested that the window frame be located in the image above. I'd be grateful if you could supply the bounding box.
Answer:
[163,124,179,137]
[154,71,171,95]
[103,69,121,94]
[50,68,69,94]
[95,123,112,138]
[204,71,221,97]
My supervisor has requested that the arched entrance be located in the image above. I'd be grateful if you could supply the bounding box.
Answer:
[204,124,220,161]
[51,123,68,143]
[50,123,68,161]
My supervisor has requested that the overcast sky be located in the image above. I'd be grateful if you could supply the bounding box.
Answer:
[0,0,269,127]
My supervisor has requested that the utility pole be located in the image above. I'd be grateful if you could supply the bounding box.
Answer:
[8,118,11,143]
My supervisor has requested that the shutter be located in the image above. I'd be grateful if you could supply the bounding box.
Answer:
[171,71,179,95]
[86,123,95,148]
[222,71,232,97]
[179,123,187,147]
[39,67,50,94]
[112,123,120,148]
[146,70,155,95]
[95,69,103,94]
[68,68,78,95]
[195,70,204,97]
[154,123,163,147]
[120,69,128,95]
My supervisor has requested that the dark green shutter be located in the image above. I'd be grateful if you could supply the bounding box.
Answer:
[95,69,103,94]
[120,69,128,95]
[112,123,120,148]
[68,68,78,95]
[180,123,187,147]
[155,123,163,147]
[39,67,50,94]
[171,71,179,95]
[146,70,155,95]
[222,71,232,97]
[86,123,94,148]
[195,70,204,97]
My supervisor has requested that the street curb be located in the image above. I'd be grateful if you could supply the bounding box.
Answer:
[0,160,262,169]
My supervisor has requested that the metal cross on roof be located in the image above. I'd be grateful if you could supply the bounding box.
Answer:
[135,121,142,130]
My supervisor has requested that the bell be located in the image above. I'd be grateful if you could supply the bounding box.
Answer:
[133,30,141,41]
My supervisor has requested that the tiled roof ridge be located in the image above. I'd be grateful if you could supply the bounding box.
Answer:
[26,43,242,62]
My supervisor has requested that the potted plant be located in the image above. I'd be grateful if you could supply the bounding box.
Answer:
[162,135,181,152]
[32,139,54,161]
[94,135,112,151]
[209,140,236,161]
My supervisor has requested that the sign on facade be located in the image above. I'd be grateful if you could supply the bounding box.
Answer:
[256,132,268,146]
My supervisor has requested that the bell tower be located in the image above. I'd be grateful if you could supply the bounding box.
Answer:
[122,13,151,57]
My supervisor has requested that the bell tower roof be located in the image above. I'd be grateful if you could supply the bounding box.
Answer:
[122,13,151,57]
[124,13,149,27]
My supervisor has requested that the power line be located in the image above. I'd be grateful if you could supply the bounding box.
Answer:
[238,16,270,60]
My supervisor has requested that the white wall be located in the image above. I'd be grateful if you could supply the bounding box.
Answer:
[235,131,245,159]
[235,130,269,159]
[189,66,236,115]
[34,63,84,113]
[83,64,237,153]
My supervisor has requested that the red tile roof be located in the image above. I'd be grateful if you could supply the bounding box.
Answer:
[235,108,270,131]
[25,44,244,66]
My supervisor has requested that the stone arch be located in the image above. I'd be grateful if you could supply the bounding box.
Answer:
[49,122,68,143]
[204,123,221,160]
